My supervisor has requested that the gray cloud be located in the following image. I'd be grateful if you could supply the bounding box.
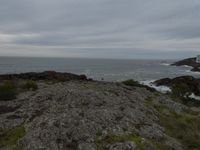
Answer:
[0,0,200,58]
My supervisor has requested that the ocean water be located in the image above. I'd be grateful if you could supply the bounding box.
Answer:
[0,57,199,82]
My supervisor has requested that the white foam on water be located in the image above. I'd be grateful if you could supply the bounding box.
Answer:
[189,93,200,101]
[161,63,170,66]
[140,80,171,93]
[185,69,200,74]
[182,65,193,68]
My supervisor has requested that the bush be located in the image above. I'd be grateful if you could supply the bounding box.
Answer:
[22,80,38,91]
[122,79,156,92]
[171,83,191,98]
[0,81,17,101]
[122,79,140,86]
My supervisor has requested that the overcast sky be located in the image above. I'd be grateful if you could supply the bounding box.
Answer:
[0,0,199,59]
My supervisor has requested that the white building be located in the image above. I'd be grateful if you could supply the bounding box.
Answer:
[196,55,200,63]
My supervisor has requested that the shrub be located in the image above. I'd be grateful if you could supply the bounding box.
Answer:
[122,79,140,87]
[22,80,38,91]
[171,83,191,98]
[0,81,17,101]
[122,79,156,92]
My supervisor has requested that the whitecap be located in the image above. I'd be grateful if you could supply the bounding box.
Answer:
[140,80,171,93]
[189,93,200,101]
[183,65,193,68]
[161,63,170,66]
[185,69,200,74]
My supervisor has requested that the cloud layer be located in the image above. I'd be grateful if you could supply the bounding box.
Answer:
[0,0,200,58]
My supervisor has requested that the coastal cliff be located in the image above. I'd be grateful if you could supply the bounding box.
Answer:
[0,72,200,150]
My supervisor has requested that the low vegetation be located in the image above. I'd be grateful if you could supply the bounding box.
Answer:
[144,96,153,107]
[144,95,200,150]
[122,79,156,92]
[96,133,145,150]
[171,83,191,98]
[181,98,200,107]
[0,81,17,101]
[122,79,140,87]
[0,125,26,149]
[171,83,200,107]
[0,80,38,101]
[96,132,170,150]
[154,104,200,150]
[21,80,38,91]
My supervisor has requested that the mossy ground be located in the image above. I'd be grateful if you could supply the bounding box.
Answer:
[154,104,200,150]
[95,132,170,150]
[144,96,153,107]
[95,133,145,150]
[0,125,26,149]
[21,80,38,91]
[144,95,200,150]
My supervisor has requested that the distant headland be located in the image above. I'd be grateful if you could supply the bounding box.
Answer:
[172,55,200,72]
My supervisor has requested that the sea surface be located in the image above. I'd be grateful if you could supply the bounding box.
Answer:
[0,57,199,82]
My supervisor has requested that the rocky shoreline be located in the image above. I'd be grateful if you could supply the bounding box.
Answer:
[171,57,200,72]
[0,72,200,150]
[154,76,200,96]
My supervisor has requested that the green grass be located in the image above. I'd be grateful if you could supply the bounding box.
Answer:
[155,104,200,150]
[147,99,200,150]
[0,125,26,148]
[144,96,153,107]
[95,133,170,150]
[96,133,145,150]
[154,104,169,113]
[22,80,38,91]
[0,81,17,101]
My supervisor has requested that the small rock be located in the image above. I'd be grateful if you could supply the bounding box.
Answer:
[107,141,137,150]
[78,143,96,150]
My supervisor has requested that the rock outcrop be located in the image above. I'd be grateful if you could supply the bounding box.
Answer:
[191,67,200,72]
[154,76,200,96]
[171,57,200,72]
[0,73,199,150]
